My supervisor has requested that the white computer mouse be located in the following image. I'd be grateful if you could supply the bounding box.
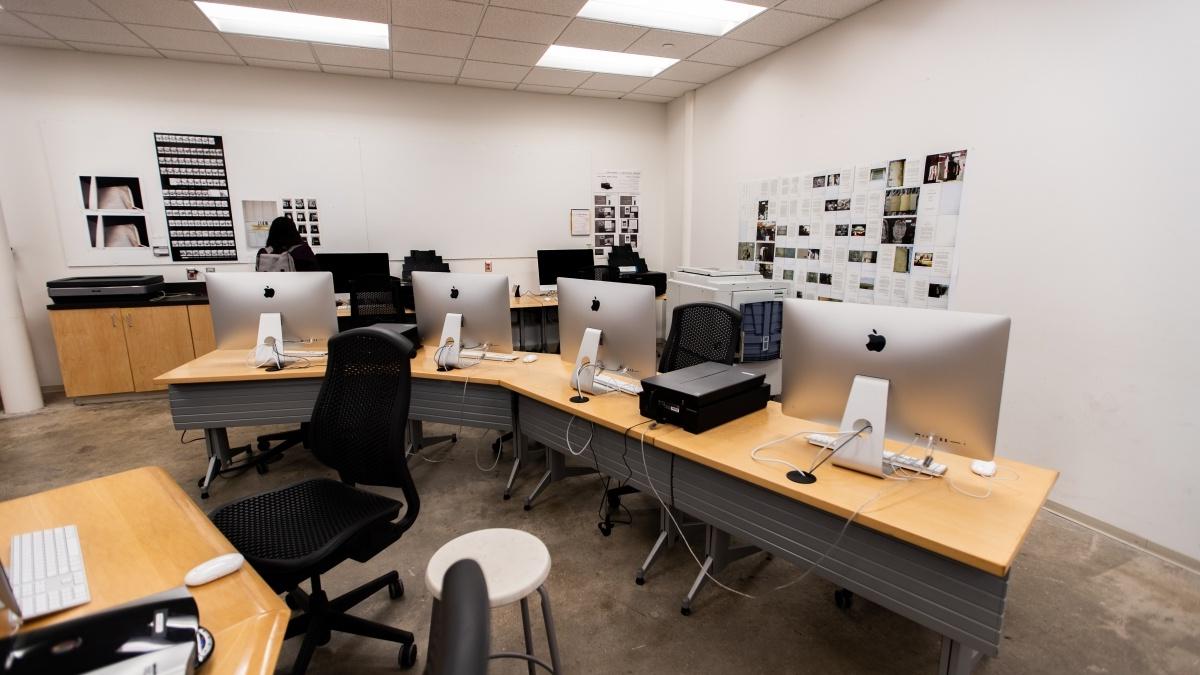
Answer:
[522,354,538,363]
[185,553,245,587]
[970,460,997,478]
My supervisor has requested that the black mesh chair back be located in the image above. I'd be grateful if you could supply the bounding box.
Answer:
[349,273,403,317]
[425,560,490,675]
[310,326,420,525]
[658,302,742,373]
[588,265,614,281]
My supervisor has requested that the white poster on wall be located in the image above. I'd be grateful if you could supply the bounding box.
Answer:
[593,168,641,260]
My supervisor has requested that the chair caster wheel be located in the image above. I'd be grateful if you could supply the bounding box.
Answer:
[388,578,404,600]
[196,478,205,488]
[680,606,691,617]
[200,491,209,500]
[635,575,645,586]
[523,503,532,511]
[257,440,270,452]
[255,462,269,475]
[598,522,612,536]
[451,434,458,443]
[834,588,854,610]
[503,492,511,500]
[399,643,418,669]
[317,629,331,646]
[285,593,301,610]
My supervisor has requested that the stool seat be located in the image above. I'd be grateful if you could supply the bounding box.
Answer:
[426,528,551,608]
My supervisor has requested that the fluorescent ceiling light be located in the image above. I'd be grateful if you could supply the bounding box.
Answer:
[194,1,388,49]
[577,0,766,37]
[537,45,678,77]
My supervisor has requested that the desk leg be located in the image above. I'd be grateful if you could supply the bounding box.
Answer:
[539,307,548,353]
[198,428,232,499]
[409,419,457,453]
[504,397,522,500]
[523,447,596,511]
[681,528,760,616]
[939,638,983,675]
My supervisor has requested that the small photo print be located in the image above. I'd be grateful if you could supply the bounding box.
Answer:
[783,269,795,281]
[806,272,819,283]
[887,159,906,187]
[828,173,841,187]
[835,224,849,236]
[620,195,634,205]
[803,248,821,261]
[795,224,812,237]
[758,263,772,279]
[869,167,886,182]
[914,250,935,268]
[737,242,756,261]
[812,175,826,189]
[775,247,796,259]
[824,198,851,212]
[90,215,149,247]
[928,283,950,298]
[861,251,878,263]
[294,211,306,222]
[311,236,321,247]
[924,150,967,184]
[595,234,615,247]
[777,225,788,237]
[80,176,144,210]
[756,221,776,242]
[594,195,609,206]
[622,234,638,247]
[310,224,320,234]
[294,197,305,207]
[298,224,308,234]
[893,246,913,273]
[595,206,615,219]
[849,250,863,263]
[818,273,833,285]
[757,200,770,219]
[595,248,606,256]
[308,211,318,222]
[881,217,916,245]
[757,242,775,263]
[283,210,293,219]
[851,224,866,237]
[621,206,639,218]
[307,199,317,209]
[883,187,920,216]
[860,276,876,291]
[281,198,292,209]
[596,219,616,233]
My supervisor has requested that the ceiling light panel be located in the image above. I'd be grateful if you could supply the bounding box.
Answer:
[576,0,766,37]
[194,1,388,49]
[536,44,678,77]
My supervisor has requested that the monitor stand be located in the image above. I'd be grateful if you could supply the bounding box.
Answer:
[831,375,890,479]
[256,313,283,369]
[435,313,463,370]
[569,327,603,402]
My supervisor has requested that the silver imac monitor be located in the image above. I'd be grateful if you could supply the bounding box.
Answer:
[412,271,513,354]
[557,277,657,386]
[781,300,1010,476]
[207,272,338,349]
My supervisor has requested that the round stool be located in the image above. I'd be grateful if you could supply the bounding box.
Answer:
[426,528,562,674]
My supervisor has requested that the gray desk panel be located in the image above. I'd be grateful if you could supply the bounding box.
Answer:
[168,380,323,429]
[671,458,1005,655]
[410,379,514,431]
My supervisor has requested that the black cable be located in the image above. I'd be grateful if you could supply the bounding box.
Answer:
[618,419,654,488]
[180,430,204,444]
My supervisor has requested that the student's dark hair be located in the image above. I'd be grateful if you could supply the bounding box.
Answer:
[264,216,304,252]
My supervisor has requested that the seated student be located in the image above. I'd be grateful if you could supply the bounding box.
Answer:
[256,216,317,272]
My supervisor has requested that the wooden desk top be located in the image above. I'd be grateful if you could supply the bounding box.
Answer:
[0,467,288,675]
[156,347,1057,577]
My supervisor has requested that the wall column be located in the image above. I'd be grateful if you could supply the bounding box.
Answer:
[0,198,44,413]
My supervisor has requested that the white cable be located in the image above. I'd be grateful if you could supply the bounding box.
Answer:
[638,426,754,600]
[564,415,594,457]
[748,428,864,477]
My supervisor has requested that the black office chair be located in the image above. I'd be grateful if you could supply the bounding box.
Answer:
[209,326,422,674]
[601,303,743,542]
[344,273,410,330]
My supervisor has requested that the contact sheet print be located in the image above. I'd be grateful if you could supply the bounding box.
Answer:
[154,132,237,262]
[736,149,966,309]
[593,169,640,259]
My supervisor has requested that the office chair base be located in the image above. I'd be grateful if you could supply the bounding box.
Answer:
[285,570,416,675]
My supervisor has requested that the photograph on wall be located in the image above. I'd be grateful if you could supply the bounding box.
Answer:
[757,200,770,219]
[312,236,322,247]
[756,221,776,242]
[242,199,277,250]
[881,217,917,244]
[738,242,756,261]
[311,224,319,234]
[757,242,775,262]
[758,263,772,278]
[87,215,150,248]
[886,159,906,187]
[294,211,306,222]
[596,219,616,233]
[883,188,920,216]
[154,132,237,262]
[80,176,144,210]
[924,150,967,183]
[596,206,615,219]
[893,246,913,273]
[825,198,851,211]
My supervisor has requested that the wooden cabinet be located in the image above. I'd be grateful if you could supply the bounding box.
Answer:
[121,306,195,392]
[188,305,216,356]
[49,304,211,397]
[48,308,135,397]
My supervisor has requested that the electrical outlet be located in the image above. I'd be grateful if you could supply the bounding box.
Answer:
[205,267,215,273]
[186,268,199,280]
[484,260,493,272]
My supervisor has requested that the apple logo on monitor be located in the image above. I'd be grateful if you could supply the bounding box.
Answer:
[865,329,885,352]
[590,297,600,311]
[263,286,275,299]
[450,286,459,299]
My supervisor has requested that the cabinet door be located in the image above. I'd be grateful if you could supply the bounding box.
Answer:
[121,306,196,392]
[48,308,134,397]
[188,305,216,356]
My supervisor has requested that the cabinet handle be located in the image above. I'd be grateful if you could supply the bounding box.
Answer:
[111,314,117,328]
[126,315,133,328]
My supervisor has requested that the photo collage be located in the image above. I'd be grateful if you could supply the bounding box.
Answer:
[736,149,966,309]
[153,132,237,262]
[281,196,321,248]
[593,193,638,257]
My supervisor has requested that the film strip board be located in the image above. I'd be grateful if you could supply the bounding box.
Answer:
[153,132,238,262]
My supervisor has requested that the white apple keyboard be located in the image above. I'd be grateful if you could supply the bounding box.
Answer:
[460,350,519,362]
[282,350,327,358]
[592,373,643,395]
[806,434,946,477]
[9,525,91,619]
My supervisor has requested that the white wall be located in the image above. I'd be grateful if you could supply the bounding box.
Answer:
[0,46,667,387]
[680,0,1200,559]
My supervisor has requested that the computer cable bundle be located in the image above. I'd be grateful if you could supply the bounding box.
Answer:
[947,463,1019,499]
[749,427,871,481]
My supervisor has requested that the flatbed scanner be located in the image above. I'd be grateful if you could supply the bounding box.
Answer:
[639,361,770,433]
[47,275,165,303]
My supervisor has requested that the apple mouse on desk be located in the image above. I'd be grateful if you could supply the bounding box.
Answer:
[522,354,538,363]
[970,460,997,477]
[185,553,245,587]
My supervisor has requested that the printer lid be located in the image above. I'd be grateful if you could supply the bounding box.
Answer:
[47,275,165,288]
[642,361,766,406]
[676,267,752,277]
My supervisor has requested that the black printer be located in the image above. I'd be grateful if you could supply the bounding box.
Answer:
[639,361,770,433]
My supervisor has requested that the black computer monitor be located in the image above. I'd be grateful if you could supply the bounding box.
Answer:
[537,249,594,292]
[316,252,390,293]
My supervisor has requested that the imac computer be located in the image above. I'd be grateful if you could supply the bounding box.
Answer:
[206,272,339,368]
[537,249,594,293]
[781,299,1010,481]
[557,277,656,397]
[411,271,514,369]
[316,252,390,293]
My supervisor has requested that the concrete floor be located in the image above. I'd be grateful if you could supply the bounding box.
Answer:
[2,395,1198,674]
